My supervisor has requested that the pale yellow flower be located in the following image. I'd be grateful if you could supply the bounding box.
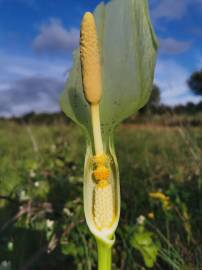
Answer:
[148,212,155,219]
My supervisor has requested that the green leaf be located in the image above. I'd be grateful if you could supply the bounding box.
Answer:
[130,226,160,268]
[60,0,158,139]
[61,242,78,256]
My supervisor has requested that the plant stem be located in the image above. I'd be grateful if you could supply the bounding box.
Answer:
[91,103,103,154]
[97,239,112,270]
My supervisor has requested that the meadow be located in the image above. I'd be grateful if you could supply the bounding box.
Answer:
[0,112,201,269]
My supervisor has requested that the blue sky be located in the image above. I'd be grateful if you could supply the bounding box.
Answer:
[0,0,202,117]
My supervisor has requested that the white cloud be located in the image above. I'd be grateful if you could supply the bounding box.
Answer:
[154,59,202,105]
[0,50,69,82]
[0,76,65,117]
[33,19,79,54]
[150,0,202,21]
[155,59,188,98]
[159,37,192,54]
[151,0,189,21]
[0,51,70,116]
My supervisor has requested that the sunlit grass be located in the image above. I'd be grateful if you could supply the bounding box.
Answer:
[0,118,201,269]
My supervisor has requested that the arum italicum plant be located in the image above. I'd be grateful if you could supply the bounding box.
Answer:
[60,0,158,269]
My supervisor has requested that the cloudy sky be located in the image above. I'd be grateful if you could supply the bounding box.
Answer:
[0,0,202,117]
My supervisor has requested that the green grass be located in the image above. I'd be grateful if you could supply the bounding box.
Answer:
[0,119,201,269]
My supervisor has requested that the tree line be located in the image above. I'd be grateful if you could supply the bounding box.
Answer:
[146,69,202,108]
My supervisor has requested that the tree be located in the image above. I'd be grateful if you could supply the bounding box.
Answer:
[187,70,202,95]
[140,84,161,114]
[148,84,161,106]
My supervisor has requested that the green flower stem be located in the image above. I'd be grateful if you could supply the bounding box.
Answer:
[96,238,112,270]
[91,103,103,155]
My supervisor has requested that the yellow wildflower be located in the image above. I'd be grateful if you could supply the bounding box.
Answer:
[149,191,171,210]
[149,192,170,202]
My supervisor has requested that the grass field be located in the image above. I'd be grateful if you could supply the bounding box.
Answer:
[0,117,201,269]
